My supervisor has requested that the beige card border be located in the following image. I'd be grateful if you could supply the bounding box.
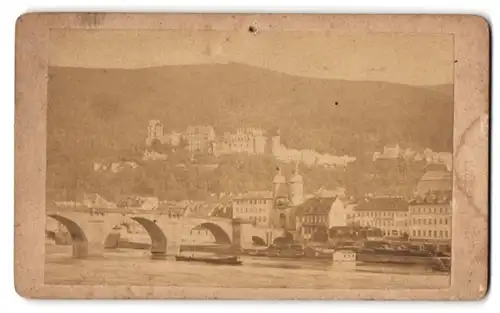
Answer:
[14,13,490,300]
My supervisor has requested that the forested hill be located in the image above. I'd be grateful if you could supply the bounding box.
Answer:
[47,62,453,166]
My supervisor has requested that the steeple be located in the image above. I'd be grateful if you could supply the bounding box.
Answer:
[288,161,304,206]
[272,165,288,201]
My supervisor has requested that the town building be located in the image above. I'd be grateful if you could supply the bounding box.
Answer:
[353,196,409,237]
[294,196,346,242]
[142,150,168,161]
[408,190,452,243]
[232,191,274,227]
[116,196,159,210]
[373,144,402,161]
[93,159,140,173]
[83,193,117,209]
[157,201,188,219]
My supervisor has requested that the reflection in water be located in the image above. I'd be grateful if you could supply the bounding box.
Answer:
[44,245,450,289]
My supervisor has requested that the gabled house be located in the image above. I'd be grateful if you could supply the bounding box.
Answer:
[294,196,347,242]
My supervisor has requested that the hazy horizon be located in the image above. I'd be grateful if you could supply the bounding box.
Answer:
[48,62,454,88]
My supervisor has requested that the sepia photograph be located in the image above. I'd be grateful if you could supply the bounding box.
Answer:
[43,28,455,290]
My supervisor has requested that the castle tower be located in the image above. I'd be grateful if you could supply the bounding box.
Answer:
[146,120,164,146]
[288,162,304,206]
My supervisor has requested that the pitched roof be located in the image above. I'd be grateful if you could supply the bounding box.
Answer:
[295,196,338,216]
[354,197,408,212]
[423,163,449,173]
[210,203,233,218]
[416,168,452,196]
[409,190,452,205]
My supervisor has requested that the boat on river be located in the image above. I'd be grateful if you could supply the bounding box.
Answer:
[175,254,243,265]
[356,243,451,272]
[245,244,305,259]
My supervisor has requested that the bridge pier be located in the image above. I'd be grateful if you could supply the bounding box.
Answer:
[231,219,243,251]
[76,219,108,258]
[72,240,88,258]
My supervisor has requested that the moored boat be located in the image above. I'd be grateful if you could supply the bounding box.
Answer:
[175,254,243,265]
[356,244,450,271]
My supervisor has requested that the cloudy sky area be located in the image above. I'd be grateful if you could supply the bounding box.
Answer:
[49,30,454,86]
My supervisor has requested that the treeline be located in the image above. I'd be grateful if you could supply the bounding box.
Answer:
[47,149,428,203]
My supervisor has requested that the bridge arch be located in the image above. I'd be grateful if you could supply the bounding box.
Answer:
[192,222,231,245]
[130,217,167,255]
[47,214,88,258]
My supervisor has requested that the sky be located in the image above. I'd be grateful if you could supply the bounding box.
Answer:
[49,29,454,86]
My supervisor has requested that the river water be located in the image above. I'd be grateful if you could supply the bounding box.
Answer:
[45,244,450,289]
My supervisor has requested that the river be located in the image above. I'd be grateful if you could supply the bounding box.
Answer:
[44,244,450,289]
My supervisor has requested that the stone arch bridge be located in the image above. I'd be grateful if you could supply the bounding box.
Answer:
[46,207,283,258]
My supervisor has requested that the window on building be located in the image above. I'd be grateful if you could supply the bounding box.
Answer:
[439,231,443,237]
[417,230,421,236]
[428,218,432,224]
[434,230,437,237]
[428,230,432,236]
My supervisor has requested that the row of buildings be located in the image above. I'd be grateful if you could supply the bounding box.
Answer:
[144,120,356,168]
[55,162,453,246]
[230,163,453,244]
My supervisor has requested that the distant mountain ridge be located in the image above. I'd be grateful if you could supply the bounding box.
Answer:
[47,62,453,166]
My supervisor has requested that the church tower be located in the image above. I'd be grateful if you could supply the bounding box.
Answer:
[272,165,288,229]
[272,165,287,201]
[288,162,304,206]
